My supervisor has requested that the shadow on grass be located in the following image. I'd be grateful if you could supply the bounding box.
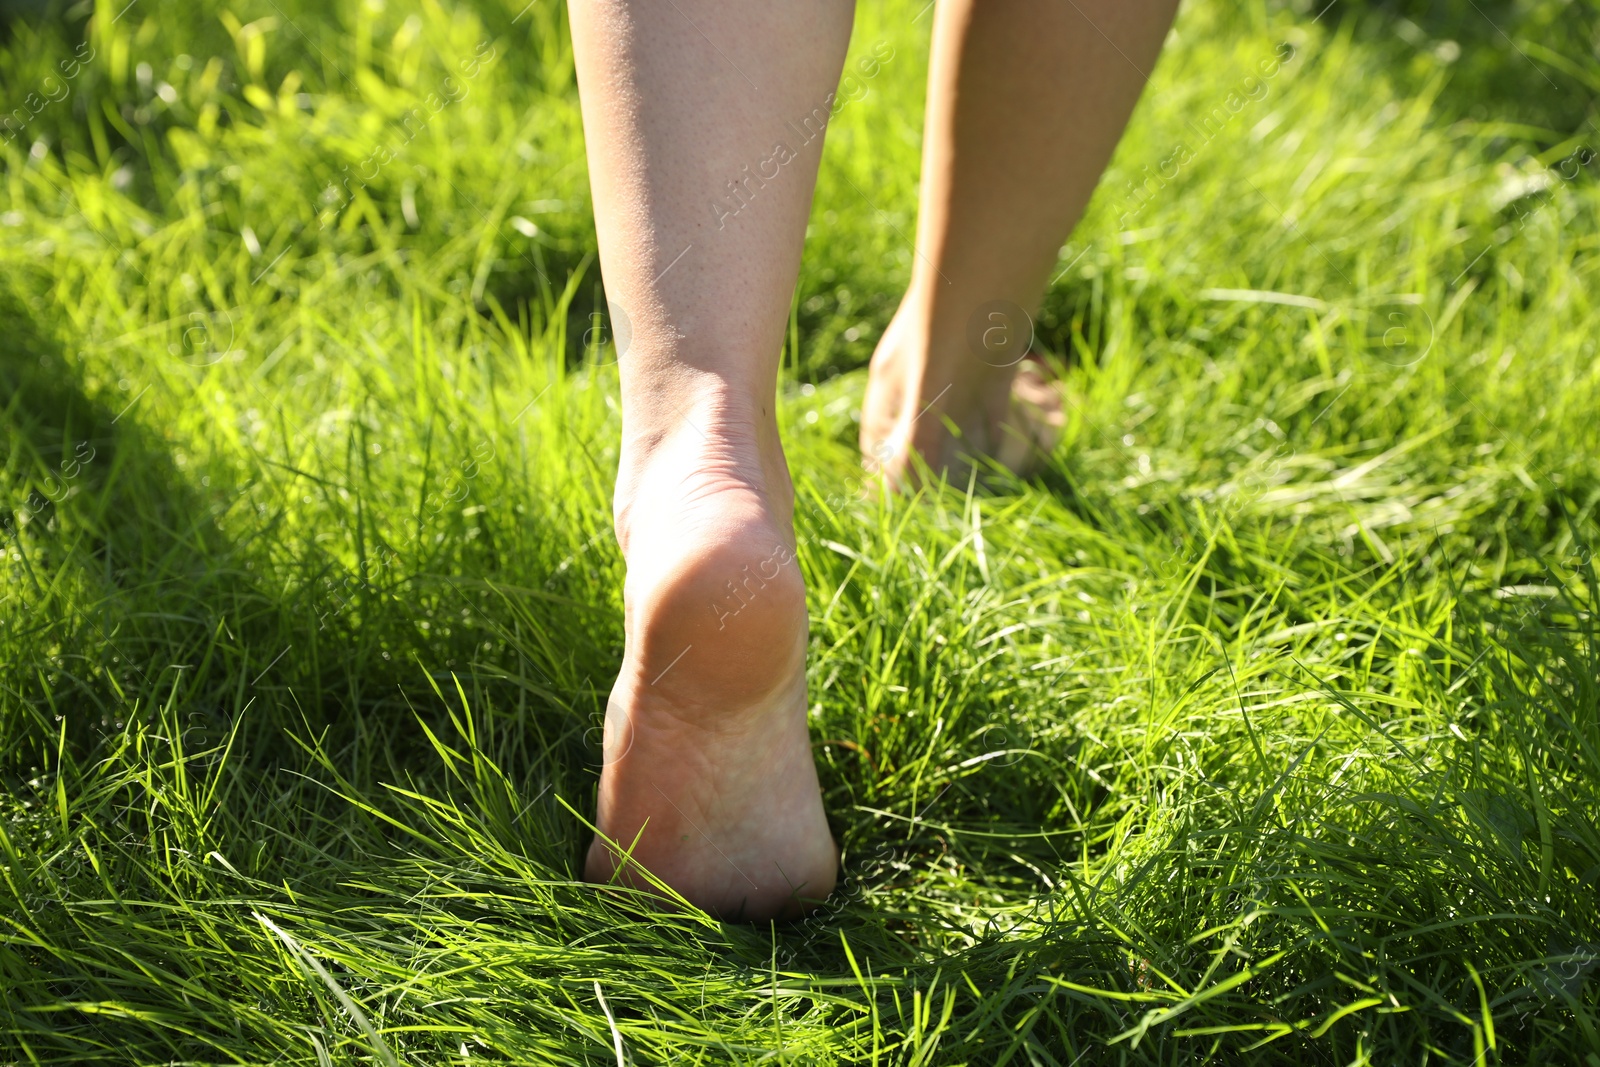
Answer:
[0,280,606,801]
[1334,0,1599,135]
[0,283,288,773]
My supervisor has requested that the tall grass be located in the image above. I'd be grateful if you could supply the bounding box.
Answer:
[1,0,1597,1062]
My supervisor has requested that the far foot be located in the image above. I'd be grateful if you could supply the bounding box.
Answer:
[859,307,1065,486]
[585,394,837,920]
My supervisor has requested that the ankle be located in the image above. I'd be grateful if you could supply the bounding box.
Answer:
[612,383,790,558]
[885,284,1037,384]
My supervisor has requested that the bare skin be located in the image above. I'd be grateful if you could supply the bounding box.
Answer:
[571,0,1175,919]
[861,0,1179,484]
[571,0,853,920]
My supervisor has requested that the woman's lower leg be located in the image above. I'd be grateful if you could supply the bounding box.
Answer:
[569,0,854,920]
[861,0,1178,478]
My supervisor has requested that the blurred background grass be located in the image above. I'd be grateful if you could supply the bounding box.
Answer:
[1,0,1598,1063]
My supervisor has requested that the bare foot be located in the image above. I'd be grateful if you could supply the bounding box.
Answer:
[585,393,837,920]
[859,307,1065,486]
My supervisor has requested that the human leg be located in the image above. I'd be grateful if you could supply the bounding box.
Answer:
[860,0,1178,481]
[568,0,854,919]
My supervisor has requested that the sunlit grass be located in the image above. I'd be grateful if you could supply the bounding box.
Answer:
[1,0,1598,1063]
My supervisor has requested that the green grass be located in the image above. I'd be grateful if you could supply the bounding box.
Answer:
[2,0,1599,1062]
